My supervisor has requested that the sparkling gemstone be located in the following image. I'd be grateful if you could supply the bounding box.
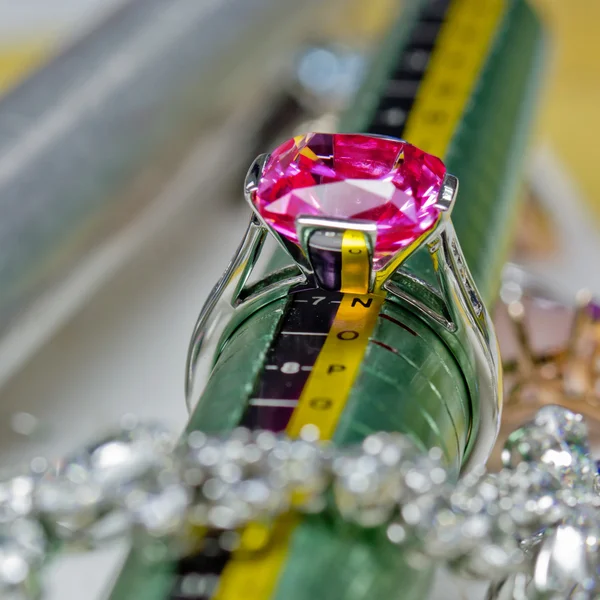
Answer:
[533,523,599,596]
[0,477,34,524]
[126,481,190,539]
[502,406,594,493]
[267,438,329,513]
[34,423,177,543]
[332,433,420,527]
[254,133,445,265]
[0,518,46,598]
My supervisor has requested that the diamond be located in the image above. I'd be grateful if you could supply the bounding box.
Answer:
[34,423,177,543]
[533,522,599,596]
[332,433,420,527]
[253,133,445,266]
[0,477,34,524]
[0,518,46,597]
[502,406,594,492]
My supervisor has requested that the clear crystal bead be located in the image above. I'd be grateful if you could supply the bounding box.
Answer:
[333,433,419,527]
[334,453,397,527]
[268,438,330,513]
[533,523,598,596]
[452,509,524,579]
[462,540,524,578]
[34,475,104,541]
[195,477,287,530]
[423,508,492,560]
[0,519,46,599]
[126,480,191,539]
[86,423,176,490]
[492,464,565,535]
[534,405,589,444]
[183,430,292,529]
[502,406,595,494]
[0,477,34,524]
[34,423,177,543]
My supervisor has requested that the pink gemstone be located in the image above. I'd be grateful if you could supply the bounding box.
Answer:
[253,133,446,265]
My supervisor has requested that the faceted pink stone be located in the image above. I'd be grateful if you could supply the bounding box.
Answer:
[253,133,446,264]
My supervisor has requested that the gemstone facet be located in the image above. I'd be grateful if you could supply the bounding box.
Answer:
[253,133,445,264]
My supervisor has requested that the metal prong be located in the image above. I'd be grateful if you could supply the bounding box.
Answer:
[295,215,377,253]
[296,215,376,292]
[185,215,267,403]
[367,133,407,143]
[435,173,458,213]
[243,153,270,205]
[242,153,313,278]
[373,218,443,291]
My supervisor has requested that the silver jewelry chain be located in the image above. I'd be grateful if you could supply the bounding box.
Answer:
[1,405,598,600]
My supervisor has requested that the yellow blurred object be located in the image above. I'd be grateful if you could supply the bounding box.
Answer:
[239,522,273,552]
[341,0,401,38]
[0,39,54,94]
[321,0,402,43]
[530,0,600,215]
[514,187,558,259]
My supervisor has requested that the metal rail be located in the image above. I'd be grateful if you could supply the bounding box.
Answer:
[0,0,343,385]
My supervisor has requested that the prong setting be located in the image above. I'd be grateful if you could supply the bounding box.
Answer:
[243,153,313,279]
[243,153,270,202]
[295,215,377,257]
[435,173,459,213]
[296,216,377,292]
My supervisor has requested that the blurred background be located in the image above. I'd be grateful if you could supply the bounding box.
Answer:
[0,0,598,598]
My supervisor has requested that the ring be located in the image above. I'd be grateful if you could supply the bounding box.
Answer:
[186,132,502,469]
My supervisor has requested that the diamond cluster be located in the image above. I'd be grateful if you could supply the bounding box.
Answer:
[0,406,598,598]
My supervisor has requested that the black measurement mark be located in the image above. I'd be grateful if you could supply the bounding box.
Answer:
[241,289,342,431]
[370,339,400,356]
[369,0,451,139]
[169,532,230,599]
[378,313,418,336]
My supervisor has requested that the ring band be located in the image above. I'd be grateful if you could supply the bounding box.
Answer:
[186,133,502,470]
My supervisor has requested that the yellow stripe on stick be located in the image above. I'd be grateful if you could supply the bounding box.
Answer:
[287,292,384,439]
[213,515,300,600]
[340,230,371,294]
[401,0,505,157]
